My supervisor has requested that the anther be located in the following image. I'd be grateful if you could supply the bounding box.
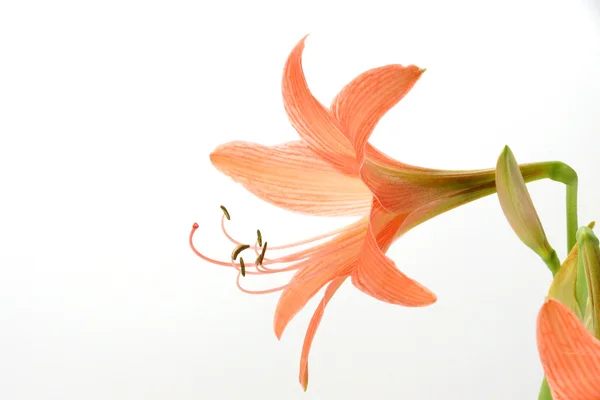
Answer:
[255,242,268,265]
[240,258,246,277]
[257,229,263,247]
[231,244,250,260]
[220,205,230,220]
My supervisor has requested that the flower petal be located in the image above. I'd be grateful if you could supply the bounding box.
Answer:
[328,61,490,214]
[282,36,359,176]
[537,299,600,400]
[331,64,424,165]
[273,219,367,339]
[210,140,372,216]
[299,276,346,391]
[351,199,437,306]
[496,146,556,266]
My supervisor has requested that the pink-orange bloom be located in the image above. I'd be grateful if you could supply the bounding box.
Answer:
[191,36,551,390]
[537,299,600,399]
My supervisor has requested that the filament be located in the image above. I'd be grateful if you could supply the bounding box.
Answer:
[190,209,366,295]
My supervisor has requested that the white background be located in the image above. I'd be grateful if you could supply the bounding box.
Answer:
[1,0,599,399]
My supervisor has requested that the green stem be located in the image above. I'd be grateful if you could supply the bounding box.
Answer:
[566,182,578,253]
[547,161,578,253]
[538,377,553,400]
[542,249,561,277]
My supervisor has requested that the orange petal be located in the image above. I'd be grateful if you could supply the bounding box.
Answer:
[331,64,424,164]
[328,61,484,214]
[299,276,346,391]
[282,36,359,176]
[351,199,437,306]
[537,299,600,400]
[273,220,367,339]
[364,144,429,172]
[210,140,372,216]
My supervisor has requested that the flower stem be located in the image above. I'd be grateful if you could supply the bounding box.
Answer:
[542,250,561,277]
[546,161,578,253]
[566,182,578,253]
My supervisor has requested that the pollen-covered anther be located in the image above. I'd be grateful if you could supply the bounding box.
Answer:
[257,229,263,247]
[240,257,246,277]
[220,205,231,220]
[255,242,268,266]
[231,244,250,261]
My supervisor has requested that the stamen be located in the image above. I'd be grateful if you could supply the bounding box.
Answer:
[257,229,263,247]
[257,230,362,272]
[190,222,304,275]
[268,225,349,251]
[235,257,354,295]
[220,213,362,256]
[253,221,366,269]
[190,210,366,295]
[221,215,241,245]
[231,244,250,260]
[220,205,230,220]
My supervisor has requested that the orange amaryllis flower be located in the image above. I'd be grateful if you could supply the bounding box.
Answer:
[190,36,555,390]
[537,299,600,399]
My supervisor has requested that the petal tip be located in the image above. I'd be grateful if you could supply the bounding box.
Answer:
[274,322,284,341]
[539,298,563,317]
[300,369,309,392]
[295,34,309,50]
[498,145,513,163]
[274,310,290,340]
[416,288,437,306]
[426,290,438,304]
[208,150,218,165]
[208,142,235,168]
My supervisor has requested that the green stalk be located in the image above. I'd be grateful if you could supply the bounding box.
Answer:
[538,377,552,400]
[542,250,561,277]
[547,161,578,253]
[566,183,578,253]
